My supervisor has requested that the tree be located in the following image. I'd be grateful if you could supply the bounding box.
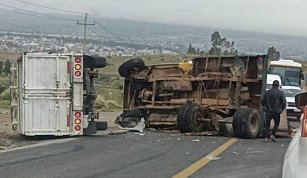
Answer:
[209,31,238,55]
[267,46,280,61]
[3,59,11,76]
[187,43,197,54]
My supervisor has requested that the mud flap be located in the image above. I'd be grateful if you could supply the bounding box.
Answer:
[83,121,97,135]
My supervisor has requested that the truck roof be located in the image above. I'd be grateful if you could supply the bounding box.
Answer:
[270,59,302,68]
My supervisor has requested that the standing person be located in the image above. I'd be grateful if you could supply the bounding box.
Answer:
[261,80,287,142]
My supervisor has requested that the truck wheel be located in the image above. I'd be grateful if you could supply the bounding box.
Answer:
[118,58,145,77]
[96,121,108,131]
[120,109,144,119]
[177,104,189,131]
[117,109,145,128]
[233,109,260,139]
[177,104,205,133]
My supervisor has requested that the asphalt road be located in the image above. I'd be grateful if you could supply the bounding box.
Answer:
[0,131,290,178]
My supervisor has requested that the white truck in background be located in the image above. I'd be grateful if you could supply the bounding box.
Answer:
[269,59,305,122]
[10,52,107,136]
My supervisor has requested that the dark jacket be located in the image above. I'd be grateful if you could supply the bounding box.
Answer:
[261,87,287,114]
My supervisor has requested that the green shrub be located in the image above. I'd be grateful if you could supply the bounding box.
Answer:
[0,88,10,101]
[95,95,121,112]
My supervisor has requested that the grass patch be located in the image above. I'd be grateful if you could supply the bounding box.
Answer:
[0,100,10,109]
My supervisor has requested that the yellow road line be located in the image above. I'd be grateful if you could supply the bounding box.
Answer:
[172,138,238,178]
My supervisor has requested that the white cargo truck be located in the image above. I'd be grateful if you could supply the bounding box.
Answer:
[10,52,107,136]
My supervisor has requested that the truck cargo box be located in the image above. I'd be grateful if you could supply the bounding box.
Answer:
[10,52,106,136]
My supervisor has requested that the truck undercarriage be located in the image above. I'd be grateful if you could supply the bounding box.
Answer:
[117,55,270,138]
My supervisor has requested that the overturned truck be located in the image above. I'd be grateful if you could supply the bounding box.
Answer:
[10,52,107,136]
[117,55,269,138]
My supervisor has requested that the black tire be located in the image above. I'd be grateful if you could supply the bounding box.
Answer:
[177,104,205,133]
[118,58,145,77]
[233,110,243,137]
[177,104,189,131]
[96,121,108,131]
[233,109,260,139]
[117,109,145,128]
[120,109,144,119]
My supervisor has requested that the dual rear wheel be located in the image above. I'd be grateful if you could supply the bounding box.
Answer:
[177,104,261,139]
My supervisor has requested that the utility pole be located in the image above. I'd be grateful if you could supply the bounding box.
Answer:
[77,13,95,54]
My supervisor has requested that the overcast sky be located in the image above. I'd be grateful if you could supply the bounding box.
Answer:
[5,0,307,36]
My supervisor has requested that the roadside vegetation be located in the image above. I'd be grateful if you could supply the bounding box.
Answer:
[0,57,13,111]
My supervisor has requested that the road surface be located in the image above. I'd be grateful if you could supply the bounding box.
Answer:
[0,131,290,178]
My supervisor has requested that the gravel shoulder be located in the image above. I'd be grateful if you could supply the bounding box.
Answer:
[0,111,123,150]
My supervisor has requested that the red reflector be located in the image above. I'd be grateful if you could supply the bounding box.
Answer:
[75,71,81,77]
[302,106,307,137]
[75,57,81,63]
[67,114,70,127]
[67,62,70,73]
[75,112,81,118]
[75,125,81,131]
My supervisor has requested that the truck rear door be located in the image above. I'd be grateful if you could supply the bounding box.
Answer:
[21,53,71,136]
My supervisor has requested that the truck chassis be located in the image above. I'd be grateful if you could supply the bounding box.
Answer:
[117,55,269,138]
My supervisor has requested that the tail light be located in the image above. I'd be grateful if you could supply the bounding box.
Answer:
[75,64,81,70]
[75,119,81,124]
[301,106,307,137]
[74,111,82,132]
[75,57,81,63]
[74,56,82,78]
[75,111,81,118]
[74,125,81,131]
[75,71,81,77]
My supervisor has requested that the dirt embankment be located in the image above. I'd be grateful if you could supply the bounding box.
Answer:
[0,112,36,150]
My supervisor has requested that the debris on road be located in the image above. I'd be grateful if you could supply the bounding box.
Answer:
[183,131,217,136]
[135,132,145,136]
[108,130,128,135]
[192,139,200,142]
[206,156,221,161]
[117,118,146,133]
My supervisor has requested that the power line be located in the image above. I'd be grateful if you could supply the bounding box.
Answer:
[4,1,117,39]
[0,7,72,22]
[0,2,78,21]
[14,0,84,15]
[0,7,58,20]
